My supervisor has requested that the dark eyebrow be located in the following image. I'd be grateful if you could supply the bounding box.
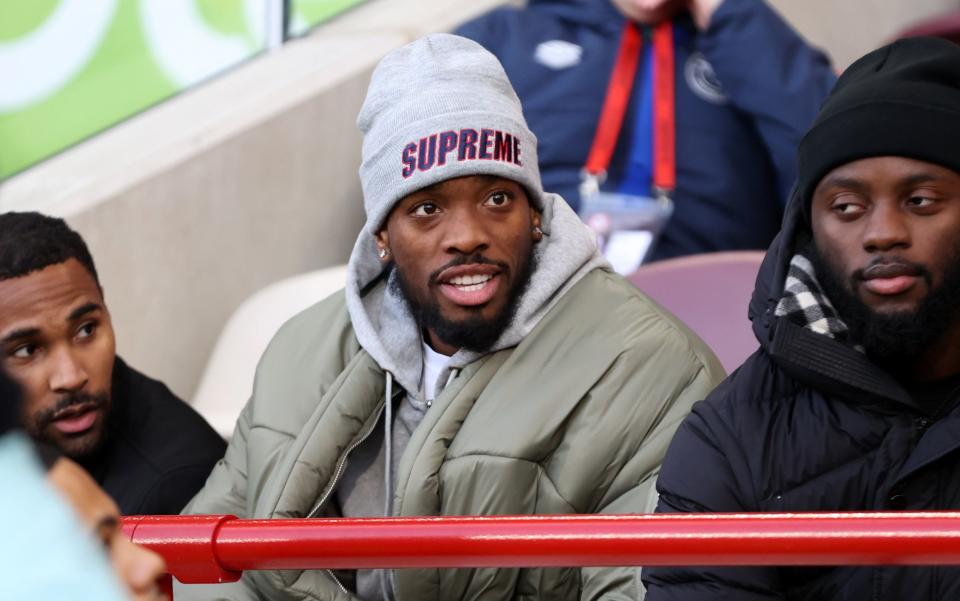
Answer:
[0,303,102,346]
[0,327,40,346]
[819,173,944,195]
[418,174,500,195]
[68,302,103,322]
[817,175,868,194]
[900,173,941,188]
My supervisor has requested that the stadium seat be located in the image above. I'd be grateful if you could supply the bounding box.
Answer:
[894,10,960,45]
[192,265,349,439]
[628,251,764,373]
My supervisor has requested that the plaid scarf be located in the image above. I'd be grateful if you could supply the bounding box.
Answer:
[774,253,862,351]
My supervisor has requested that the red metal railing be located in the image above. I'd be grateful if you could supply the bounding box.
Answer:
[122,512,960,598]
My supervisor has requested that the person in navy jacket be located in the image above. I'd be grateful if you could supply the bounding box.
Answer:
[457,0,836,261]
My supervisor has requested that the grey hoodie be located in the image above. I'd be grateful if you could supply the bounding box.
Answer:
[339,192,608,599]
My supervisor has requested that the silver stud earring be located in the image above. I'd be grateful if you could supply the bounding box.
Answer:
[378,248,390,259]
[533,226,543,237]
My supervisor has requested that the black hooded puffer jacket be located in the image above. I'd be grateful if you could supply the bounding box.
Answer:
[642,192,960,600]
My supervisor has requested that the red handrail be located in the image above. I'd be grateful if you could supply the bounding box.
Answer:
[123,512,960,590]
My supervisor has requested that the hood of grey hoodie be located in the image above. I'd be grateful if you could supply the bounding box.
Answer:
[344,193,609,396]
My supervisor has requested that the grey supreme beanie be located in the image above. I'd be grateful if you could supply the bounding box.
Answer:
[356,34,543,240]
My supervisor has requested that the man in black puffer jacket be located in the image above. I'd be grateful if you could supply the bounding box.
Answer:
[643,37,960,600]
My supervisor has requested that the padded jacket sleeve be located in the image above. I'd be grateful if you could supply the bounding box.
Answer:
[641,398,786,600]
[176,401,265,601]
[698,0,836,206]
[182,398,253,518]
[581,323,727,600]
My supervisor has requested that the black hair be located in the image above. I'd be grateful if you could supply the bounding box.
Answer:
[0,212,100,285]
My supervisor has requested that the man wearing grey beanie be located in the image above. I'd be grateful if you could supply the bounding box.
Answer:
[183,33,722,601]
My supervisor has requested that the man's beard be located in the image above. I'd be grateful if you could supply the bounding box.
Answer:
[392,248,537,354]
[808,240,960,365]
[29,391,111,458]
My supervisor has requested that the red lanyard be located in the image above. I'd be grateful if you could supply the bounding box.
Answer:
[583,20,676,200]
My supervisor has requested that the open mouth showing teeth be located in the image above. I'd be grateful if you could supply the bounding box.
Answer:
[449,274,493,291]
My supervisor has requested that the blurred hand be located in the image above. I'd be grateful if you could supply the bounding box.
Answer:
[49,458,169,601]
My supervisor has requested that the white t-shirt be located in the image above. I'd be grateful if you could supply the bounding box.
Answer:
[422,342,452,402]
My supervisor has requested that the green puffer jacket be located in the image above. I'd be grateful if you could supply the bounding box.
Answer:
[182,269,724,601]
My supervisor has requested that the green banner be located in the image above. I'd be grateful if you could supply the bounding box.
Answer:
[288,0,367,37]
[0,0,269,179]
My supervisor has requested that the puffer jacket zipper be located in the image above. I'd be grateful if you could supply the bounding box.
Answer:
[307,399,387,518]
[308,400,384,595]
[306,372,399,595]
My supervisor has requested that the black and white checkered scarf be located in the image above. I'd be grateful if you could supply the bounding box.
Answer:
[774,253,863,351]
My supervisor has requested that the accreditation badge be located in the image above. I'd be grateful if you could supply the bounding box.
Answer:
[579,174,674,274]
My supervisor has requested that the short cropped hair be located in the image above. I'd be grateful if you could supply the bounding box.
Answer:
[0,212,100,285]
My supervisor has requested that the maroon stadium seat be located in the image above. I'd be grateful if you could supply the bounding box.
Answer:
[628,251,764,373]
[895,10,960,45]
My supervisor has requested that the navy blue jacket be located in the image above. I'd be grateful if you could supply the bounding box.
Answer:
[457,0,836,260]
[642,193,960,599]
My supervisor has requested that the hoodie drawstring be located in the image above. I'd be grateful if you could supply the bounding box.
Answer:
[445,368,458,389]
[381,371,394,601]
[383,370,394,518]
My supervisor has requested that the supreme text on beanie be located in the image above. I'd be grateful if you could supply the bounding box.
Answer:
[356,34,543,239]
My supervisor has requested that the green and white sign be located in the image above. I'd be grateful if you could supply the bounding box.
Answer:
[0,0,271,179]
[0,1,373,180]
[288,0,367,37]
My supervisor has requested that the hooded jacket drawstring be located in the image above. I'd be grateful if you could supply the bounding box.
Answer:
[381,367,461,601]
[381,370,395,601]
[445,368,459,390]
[383,370,394,519]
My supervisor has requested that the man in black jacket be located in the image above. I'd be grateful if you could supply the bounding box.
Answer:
[643,37,960,600]
[0,212,225,515]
